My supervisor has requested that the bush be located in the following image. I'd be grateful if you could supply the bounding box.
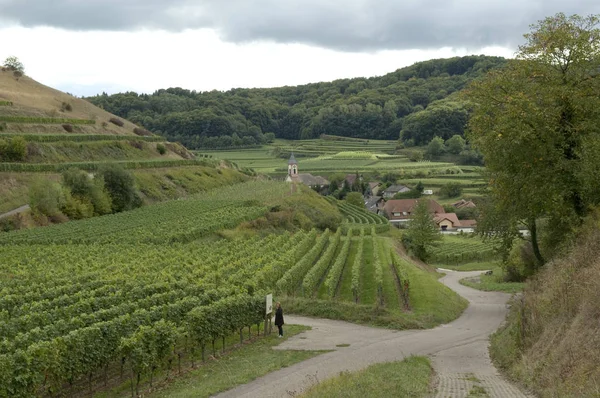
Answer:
[408,151,424,162]
[128,140,144,150]
[62,168,112,215]
[60,102,72,112]
[156,143,166,155]
[62,123,73,133]
[0,136,27,161]
[439,183,462,198]
[133,127,152,136]
[29,179,66,217]
[99,165,142,212]
[109,117,124,127]
[61,190,94,220]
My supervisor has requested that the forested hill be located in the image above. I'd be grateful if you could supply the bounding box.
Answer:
[87,55,506,149]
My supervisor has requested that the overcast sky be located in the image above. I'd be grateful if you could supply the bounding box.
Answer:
[1,1,598,96]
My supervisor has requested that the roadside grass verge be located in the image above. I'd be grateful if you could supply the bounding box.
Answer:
[97,325,323,398]
[403,257,469,325]
[360,237,376,305]
[459,268,524,293]
[435,261,501,271]
[301,356,432,397]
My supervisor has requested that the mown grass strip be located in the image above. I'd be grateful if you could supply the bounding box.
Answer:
[338,239,358,302]
[359,237,376,305]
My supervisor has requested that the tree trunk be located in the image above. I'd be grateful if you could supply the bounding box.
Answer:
[529,219,545,266]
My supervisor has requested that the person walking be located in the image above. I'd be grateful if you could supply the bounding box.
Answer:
[274,302,284,337]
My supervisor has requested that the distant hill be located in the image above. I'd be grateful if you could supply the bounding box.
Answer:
[87,55,507,149]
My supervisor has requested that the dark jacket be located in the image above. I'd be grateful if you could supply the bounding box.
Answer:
[275,307,284,326]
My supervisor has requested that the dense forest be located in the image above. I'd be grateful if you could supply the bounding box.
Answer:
[88,55,506,149]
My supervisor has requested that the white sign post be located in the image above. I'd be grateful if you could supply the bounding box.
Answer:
[265,294,273,336]
[266,293,273,315]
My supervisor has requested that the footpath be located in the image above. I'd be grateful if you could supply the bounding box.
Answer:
[216,270,532,398]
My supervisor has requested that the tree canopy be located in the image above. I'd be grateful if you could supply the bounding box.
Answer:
[465,13,600,265]
[87,55,505,148]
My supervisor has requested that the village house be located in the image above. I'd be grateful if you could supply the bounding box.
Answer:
[452,199,477,209]
[382,199,444,226]
[365,196,384,214]
[433,213,462,231]
[285,154,330,189]
[367,182,381,196]
[382,184,411,198]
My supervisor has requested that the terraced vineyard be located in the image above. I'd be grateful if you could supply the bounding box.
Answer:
[336,200,390,233]
[0,181,286,245]
[430,235,499,264]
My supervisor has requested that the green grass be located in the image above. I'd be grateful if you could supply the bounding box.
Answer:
[380,242,401,311]
[360,237,376,305]
[301,356,432,398]
[435,261,501,271]
[402,256,469,325]
[338,238,358,302]
[102,325,324,398]
[459,267,524,293]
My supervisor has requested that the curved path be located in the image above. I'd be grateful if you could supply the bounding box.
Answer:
[0,204,29,220]
[216,270,532,398]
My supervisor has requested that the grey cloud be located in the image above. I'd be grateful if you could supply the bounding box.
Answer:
[2,0,600,51]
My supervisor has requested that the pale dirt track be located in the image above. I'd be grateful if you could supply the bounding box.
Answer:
[0,204,29,220]
[215,270,532,398]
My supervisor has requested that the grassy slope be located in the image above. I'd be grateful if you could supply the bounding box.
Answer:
[0,70,138,135]
[490,225,600,397]
[24,140,184,163]
[302,356,432,398]
[401,256,469,325]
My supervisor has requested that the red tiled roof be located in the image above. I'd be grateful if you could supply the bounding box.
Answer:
[433,213,461,227]
[382,199,444,220]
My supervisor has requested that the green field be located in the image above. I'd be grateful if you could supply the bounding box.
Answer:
[195,138,487,204]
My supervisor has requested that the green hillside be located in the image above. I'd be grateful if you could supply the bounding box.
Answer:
[87,55,506,148]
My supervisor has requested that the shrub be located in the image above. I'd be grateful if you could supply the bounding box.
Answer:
[128,140,144,150]
[60,102,72,112]
[29,179,66,217]
[109,117,124,127]
[439,183,463,198]
[133,127,152,136]
[0,136,27,161]
[13,70,23,79]
[408,151,424,162]
[61,123,73,133]
[99,165,142,212]
[156,143,166,155]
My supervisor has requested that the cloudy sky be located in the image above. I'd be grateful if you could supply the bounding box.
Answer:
[1,1,599,96]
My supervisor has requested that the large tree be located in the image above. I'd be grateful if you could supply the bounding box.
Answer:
[465,13,600,265]
[403,200,441,260]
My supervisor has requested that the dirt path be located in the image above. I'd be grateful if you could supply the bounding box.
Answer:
[216,270,531,398]
[0,204,29,220]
